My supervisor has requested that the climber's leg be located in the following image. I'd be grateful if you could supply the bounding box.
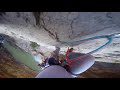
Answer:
[66,52,95,75]
[35,65,74,78]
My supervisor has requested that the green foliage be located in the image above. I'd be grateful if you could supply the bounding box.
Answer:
[114,60,120,63]
[30,41,39,50]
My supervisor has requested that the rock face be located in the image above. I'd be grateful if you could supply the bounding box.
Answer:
[0,12,120,63]
[79,61,120,78]
[0,12,120,78]
[0,46,37,78]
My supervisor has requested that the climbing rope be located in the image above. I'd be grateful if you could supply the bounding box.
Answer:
[62,33,120,65]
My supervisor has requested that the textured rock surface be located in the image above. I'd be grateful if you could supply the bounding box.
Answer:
[0,12,120,78]
[1,12,120,63]
[79,61,120,78]
[0,46,38,78]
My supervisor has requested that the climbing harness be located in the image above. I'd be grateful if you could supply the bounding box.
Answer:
[62,33,120,66]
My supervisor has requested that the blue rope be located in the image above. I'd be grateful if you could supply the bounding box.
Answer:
[87,37,112,55]
[60,33,120,65]
[62,35,113,55]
